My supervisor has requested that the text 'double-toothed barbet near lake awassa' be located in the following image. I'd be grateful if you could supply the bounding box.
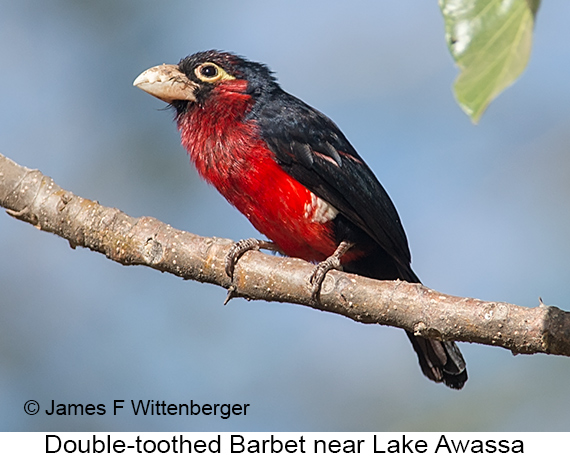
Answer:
[134,50,467,389]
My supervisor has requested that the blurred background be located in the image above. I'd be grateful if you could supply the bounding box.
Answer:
[0,0,569,432]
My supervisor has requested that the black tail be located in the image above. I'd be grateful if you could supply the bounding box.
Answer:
[400,266,467,389]
[406,331,467,389]
[345,247,468,389]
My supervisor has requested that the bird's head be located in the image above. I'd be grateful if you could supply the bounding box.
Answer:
[133,50,277,116]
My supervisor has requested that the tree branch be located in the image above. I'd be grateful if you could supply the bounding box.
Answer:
[1,152,569,356]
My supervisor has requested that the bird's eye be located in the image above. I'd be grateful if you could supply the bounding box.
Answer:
[200,64,218,78]
[194,62,234,83]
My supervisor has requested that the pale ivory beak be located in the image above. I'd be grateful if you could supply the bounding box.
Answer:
[133,64,197,103]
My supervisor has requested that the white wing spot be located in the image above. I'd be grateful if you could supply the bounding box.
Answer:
[304,192,338,224]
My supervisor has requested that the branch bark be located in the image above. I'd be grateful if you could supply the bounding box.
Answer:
[1,152,569,357]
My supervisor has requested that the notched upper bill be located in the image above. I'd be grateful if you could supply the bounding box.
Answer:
[133,64,197,103]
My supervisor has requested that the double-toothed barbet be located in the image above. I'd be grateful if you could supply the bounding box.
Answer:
[134,50,467,389]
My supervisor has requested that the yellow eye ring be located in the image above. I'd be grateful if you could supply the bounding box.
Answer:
[195,62,235,83]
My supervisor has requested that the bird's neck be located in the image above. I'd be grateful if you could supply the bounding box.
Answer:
[179,84,248,155]
[177,85,260,188]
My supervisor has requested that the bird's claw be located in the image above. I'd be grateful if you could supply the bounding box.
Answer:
[223,285,238,306]
[308,240,354,303]
[225,238,277,280]
[309,256,342,303]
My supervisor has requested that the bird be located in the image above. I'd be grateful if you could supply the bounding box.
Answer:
[133,50,467,389]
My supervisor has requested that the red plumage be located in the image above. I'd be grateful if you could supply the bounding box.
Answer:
[177,78,344,262]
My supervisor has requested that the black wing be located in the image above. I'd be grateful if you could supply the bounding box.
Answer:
[251,88,468,389]
[250,88,412,270]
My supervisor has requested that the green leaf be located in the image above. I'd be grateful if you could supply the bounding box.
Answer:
[440,0,541,123]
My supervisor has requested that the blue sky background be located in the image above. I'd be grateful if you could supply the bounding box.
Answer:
[1,1,569,431]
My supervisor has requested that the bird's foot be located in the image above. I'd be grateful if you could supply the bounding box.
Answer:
[224,238,278,305]
[225,238,278,280]
[309,241,354,303]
